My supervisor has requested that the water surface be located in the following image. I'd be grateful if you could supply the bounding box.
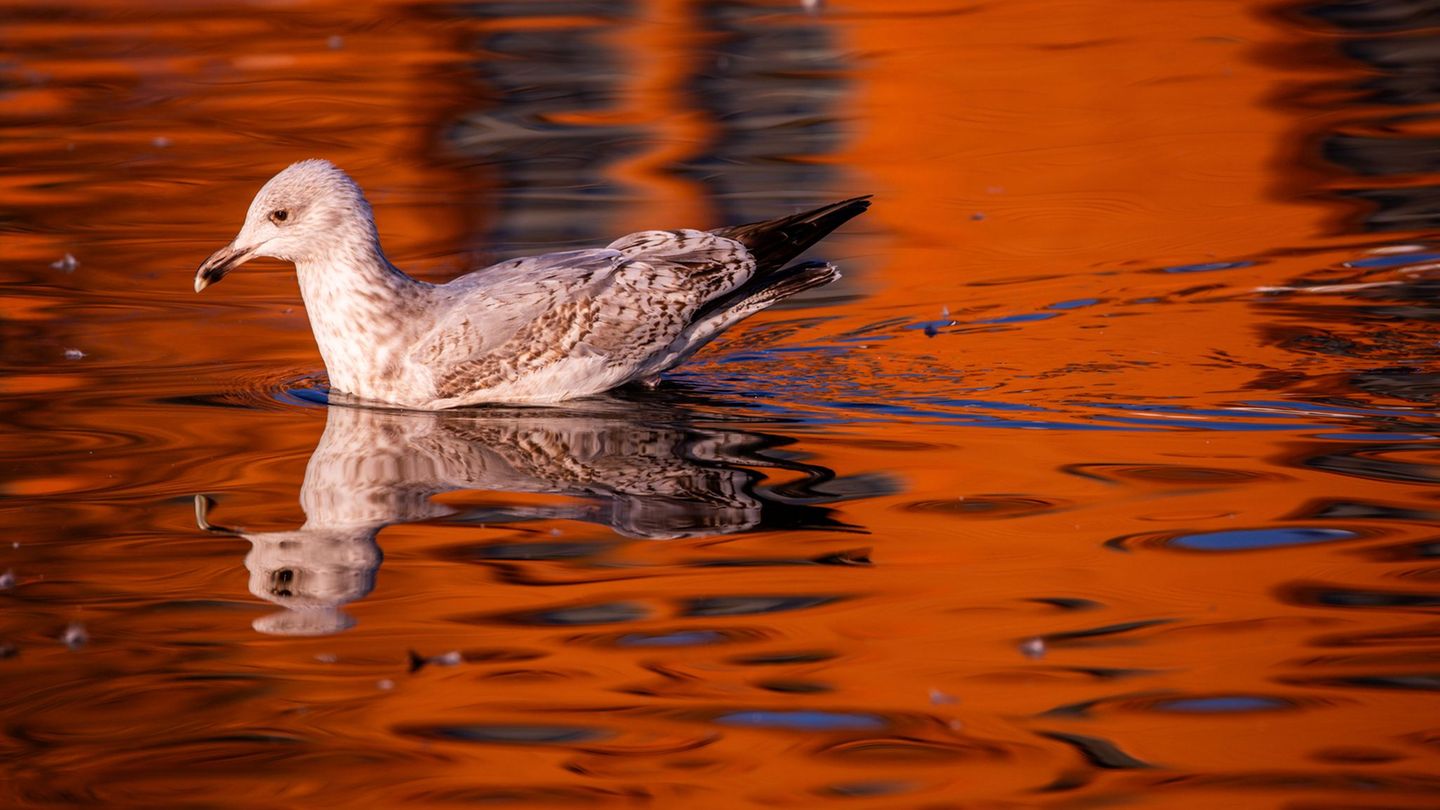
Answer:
[2,0,1439,807]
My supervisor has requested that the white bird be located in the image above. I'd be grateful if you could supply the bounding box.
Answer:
[195,160,870,408]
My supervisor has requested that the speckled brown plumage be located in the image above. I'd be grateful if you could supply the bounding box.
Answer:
[195,159,870,408]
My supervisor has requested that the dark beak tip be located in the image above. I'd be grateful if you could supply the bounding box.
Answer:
[195,243,252,292]
[194,266,219,293]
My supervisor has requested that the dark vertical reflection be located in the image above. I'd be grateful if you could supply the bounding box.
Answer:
[1263,437,1440,695]
[449,4,639,249]
[682,1,849,221]
[446,0,850,253]
[1252,2,1440,403]
[1293,1,1440,232]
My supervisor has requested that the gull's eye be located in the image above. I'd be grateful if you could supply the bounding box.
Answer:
[270,209,290,224]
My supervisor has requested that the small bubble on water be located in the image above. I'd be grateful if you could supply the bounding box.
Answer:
[62,622,88,650]
[377,679,395,691]
[1019,637,1046,659]
[150,136,171,148]
[64,348,86,360]
[0,570,14,589]
[928,687,958,705]
[802,0,823,14]
[50,253,78,272]
[434,650,462,666]
[314,653,337,663]
[327,35,344,49]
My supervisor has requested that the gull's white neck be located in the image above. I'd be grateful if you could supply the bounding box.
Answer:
[294,234,428,402]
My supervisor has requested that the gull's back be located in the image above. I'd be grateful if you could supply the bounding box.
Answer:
[410,198,869,407]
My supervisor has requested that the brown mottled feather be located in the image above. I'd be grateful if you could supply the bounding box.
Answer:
[205,160,869,407]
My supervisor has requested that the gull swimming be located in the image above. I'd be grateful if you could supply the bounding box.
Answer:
[195,159,870,408]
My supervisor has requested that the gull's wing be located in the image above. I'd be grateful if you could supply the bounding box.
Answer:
[411,231,755,397]
[411,248,626,371]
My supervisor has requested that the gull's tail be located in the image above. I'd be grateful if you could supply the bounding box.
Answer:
[711,195,872,273]
[648,198,870,377]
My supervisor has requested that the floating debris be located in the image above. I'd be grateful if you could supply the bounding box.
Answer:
[1019,637,1047,659]
[0,570,14,590]
[0,642,17,660]
[151,136,171,148]
[62,622,88,650]
[314,652,337,664]
[971,212,986,221]
[50,253,78,272]
[376,678,395,691]
[408,649,463,673]
[64,348,86,360]
[327,35,344,50]
[923,306,956,338]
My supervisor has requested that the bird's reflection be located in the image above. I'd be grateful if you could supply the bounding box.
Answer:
[198,393,886,635]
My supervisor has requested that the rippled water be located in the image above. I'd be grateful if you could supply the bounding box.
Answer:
[3,1,1440,807]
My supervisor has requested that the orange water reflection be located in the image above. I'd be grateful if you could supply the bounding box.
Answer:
[2,0,1440,807]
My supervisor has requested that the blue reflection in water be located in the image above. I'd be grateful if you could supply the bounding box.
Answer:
[1169,528,1356,551]
[973,312,1060,325]
[1047,298,1102,310]
[1151,696,1293,713]
[716,710,887,731]
[1344,252,1440,269]
[617,630,729,647]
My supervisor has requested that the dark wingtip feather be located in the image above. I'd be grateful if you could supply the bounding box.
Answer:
[712,195,873,273]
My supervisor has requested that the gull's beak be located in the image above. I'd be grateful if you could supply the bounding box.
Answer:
[194,242,256,293]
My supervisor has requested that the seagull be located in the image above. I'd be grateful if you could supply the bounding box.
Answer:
[194,160,870,408]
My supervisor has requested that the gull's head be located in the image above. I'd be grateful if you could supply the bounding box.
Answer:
[194,159,375,292]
